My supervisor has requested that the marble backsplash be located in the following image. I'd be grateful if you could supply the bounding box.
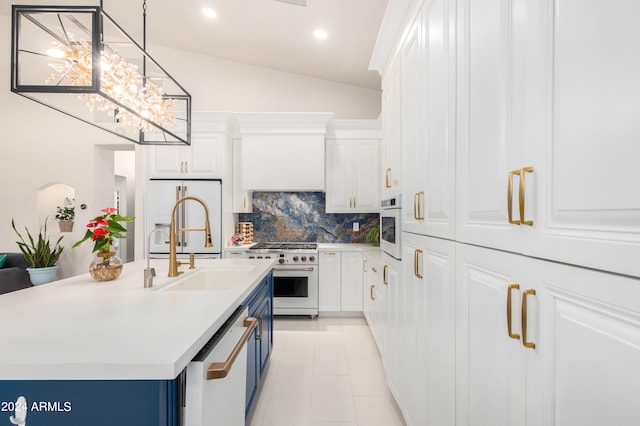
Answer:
[238,192,379,244]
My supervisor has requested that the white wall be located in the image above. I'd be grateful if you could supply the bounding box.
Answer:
[0,13,381,278]
[148,44,382,119]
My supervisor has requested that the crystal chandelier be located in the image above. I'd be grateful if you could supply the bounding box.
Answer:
[11,3,191,145]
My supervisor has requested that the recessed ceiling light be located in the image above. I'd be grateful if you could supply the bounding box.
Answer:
[202,8,217,19]
[314,29,328,40]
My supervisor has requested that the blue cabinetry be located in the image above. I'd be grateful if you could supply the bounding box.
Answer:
[243,272,273,419]
[0,379,179,426]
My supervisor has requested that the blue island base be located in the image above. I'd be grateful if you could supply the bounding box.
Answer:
[0,378,180,426]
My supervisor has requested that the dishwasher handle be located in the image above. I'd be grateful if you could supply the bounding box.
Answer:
[206,317,258,380]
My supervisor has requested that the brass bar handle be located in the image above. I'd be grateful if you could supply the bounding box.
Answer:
[508,169,521,225]
[414,249,423,279]
[414,193,419,219]
[383,265,388,285]
[370,284,375,301]
[324,252,336,256]
[386,168,392,188]
[243,197,247,209]
[207,317,258,380]
[522,289,536,349]
[256,317,263,340]
[519,167,534,226]
[507,284,520,340]
[417,192,425,220]
[185,161,189,174]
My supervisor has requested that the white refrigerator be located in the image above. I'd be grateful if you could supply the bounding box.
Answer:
[146,179,222,258]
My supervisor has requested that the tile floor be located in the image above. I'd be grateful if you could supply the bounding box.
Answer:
[249,316,405,426]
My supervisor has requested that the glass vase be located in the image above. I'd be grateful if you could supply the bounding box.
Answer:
[89,251,123,281]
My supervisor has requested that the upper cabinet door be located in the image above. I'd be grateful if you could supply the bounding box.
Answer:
[326,138,380,213]
[381,59,403,198]
[403,0,456,240]
[521,0,640,278]
[147,132,225,179]
[455,0,527,252]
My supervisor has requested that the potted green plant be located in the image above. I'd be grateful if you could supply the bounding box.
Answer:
[11,218,64,285]
[55,197,75,232]
[365,226,380,246]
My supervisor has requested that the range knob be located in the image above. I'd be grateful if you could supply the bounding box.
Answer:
[301,256,307,262]
[249,256,255,259]
[265,255,271,259]
[257,256,263,259]
[309,256,315,262]
[279,258,285,264]
[293,256,299,262]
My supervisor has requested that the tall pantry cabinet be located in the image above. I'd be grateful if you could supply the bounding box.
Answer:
[370,0,640,425]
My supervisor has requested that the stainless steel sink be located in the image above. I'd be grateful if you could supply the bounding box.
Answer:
[162,266,256,291]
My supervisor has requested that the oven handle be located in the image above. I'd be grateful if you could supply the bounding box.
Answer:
[273,267,315,272]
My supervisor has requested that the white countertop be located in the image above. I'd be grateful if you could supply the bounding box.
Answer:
[0,258,275,381]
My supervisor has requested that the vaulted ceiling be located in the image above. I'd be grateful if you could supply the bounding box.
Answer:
[1,0,388,90]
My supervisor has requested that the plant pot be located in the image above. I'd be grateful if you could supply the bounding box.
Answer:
[89,252,123,281]
[27,265,58,285]
[58,221,74,232]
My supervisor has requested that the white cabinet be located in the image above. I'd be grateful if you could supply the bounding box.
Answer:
[318,251,342,312]
[456,0,640,278]
[401,0,456,240]
[341,251,364,311]
[456,242,640,426]
[381,59,402,197]
[326,138,380,213]
[382,252,402,401]
[455,243,527,426]
[231,139,252,213]
[148,132,225,179]
[402,232,455,426]
[318,250,363,312]
[363,251,386,354]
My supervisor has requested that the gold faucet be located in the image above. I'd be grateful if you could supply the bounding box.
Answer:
[168,196,213,277]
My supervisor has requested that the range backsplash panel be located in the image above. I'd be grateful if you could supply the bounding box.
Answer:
[238,192,379,243]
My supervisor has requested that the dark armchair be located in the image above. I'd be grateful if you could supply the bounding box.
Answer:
[0,253,32,295]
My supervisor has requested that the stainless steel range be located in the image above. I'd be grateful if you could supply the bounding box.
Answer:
[228,242,319,317]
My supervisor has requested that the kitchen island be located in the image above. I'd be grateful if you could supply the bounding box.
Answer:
[0,258,275,425]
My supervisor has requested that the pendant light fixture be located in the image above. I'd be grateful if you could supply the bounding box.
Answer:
[10,1,191,145]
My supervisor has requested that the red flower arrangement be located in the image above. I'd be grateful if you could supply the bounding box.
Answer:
[73,208,134,254]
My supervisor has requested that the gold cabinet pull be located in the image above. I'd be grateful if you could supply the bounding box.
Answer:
[507,284,521,340]
[370,284,375,301]
[243,197,247,209]
[508,170,521,225]
[256,317,263,340]
[383,265,388,285]
[522,289,536,349]
[207,317,258,380]
[414,192,425,220]
[518,167,534,226]
[508,167,534,226]
[414,249,423,279]
[385,168,392,188]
